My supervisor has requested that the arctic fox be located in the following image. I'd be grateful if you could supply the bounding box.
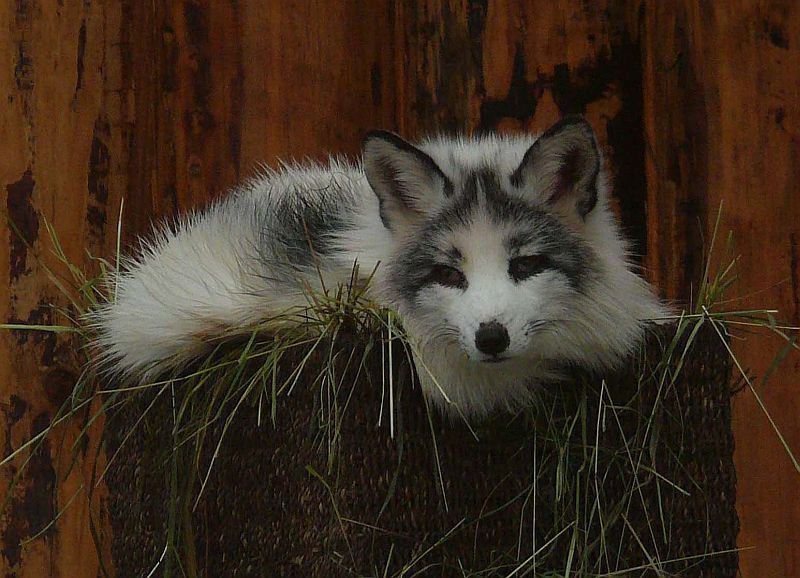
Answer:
[92,116,667,417]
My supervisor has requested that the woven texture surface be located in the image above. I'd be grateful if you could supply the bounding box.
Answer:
[106,323,738,577]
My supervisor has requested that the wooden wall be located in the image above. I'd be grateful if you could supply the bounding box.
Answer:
[643,3,800,573]
[1,1,797,576]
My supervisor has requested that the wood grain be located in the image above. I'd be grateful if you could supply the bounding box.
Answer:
[122,0,398,238]
[642,2,800,576]
[0,0,124,576]
[2,1,399,575]
[396,0,650,257]
[1,1,799,576]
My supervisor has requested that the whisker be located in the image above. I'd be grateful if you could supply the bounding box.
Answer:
[425,324,461,346]
[523,319,565,336]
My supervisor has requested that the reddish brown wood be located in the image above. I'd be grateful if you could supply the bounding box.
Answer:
[2,1,799,576]
[122,0,398,238]
[2,1,400,574]
[0,0,123,576]
[642,2,800,576]
[239,2,398,164]
[396,1,651,257]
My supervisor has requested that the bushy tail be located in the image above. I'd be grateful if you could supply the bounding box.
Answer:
[88,196,311,381]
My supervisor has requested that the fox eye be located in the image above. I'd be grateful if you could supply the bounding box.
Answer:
[428,264,467,289]
[509,255,551,281]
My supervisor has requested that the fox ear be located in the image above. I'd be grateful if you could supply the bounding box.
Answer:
[363,130,453,232]
[511,116,601,219]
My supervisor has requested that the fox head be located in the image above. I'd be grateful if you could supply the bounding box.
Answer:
[361,117,664,413]
[364,117,604,362]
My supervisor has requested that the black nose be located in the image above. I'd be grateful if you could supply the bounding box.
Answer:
[474,321,510,356]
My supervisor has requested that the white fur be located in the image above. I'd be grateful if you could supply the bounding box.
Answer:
[90,128,668,418]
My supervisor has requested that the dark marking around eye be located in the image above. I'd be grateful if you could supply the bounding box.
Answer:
[426,264,467,289]
[388,183,596,305]
[508,255,553,282]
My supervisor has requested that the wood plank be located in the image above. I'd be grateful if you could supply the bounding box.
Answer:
[396,0,650,257]
[239,1,397,165]
[0,0,125,576]
[642,2,800,576]
[4,0,799,575]
[123,0,398,237]
[2,1,398,574]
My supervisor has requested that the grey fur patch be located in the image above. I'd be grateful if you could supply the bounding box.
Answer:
[460,170,483,206]
[255,182,357,278]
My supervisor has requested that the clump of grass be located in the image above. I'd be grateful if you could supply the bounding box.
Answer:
[1,204,798,577]
[2,209,413,577]
[98,269,408,577]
